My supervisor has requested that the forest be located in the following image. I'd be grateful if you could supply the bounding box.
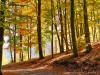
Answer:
[0,0,100,75]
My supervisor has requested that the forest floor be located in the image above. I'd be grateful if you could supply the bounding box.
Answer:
[2,42,100,75]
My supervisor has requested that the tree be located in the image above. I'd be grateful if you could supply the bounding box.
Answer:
[37,0,44,59]
[58,0,64,53]
[64,0,69,52]
[13,5,17,63]
[9,24,13,63]
[19,34,23,61]
[83,0,92,53]
[51,0,54,58]
[70,0,78,57]
[0,0,5,74]
[0,21,4,75]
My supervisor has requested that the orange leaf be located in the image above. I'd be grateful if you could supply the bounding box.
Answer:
[19,29,28,35]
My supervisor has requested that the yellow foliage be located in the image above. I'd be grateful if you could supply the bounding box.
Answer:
[14,0,31,3]
[17,5,35,16]
[97,24,100,26]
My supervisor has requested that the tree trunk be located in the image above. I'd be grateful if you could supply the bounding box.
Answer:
[93,5,96,42]
[68,18,73,51]
[51,0,54,58]
[54,24,61,52]
[20,34,23,61]
[28,36,30,60]
[0,27,4,75]
[52,0,61,53]
[83,0,92,53]
[29,41,32,59]
[64,0,69,52]
[13,24,16,63]
[58,0,64,53]
[37,0,44,59]
[0,0,5,74]
[13,5,17,63]
[9,24,13,63]
[70,0,78,57]
[29,25,32,59]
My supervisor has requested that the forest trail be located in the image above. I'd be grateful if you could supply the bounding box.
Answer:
[2,42,100,75]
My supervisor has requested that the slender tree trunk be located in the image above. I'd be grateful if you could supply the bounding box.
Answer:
[80,23,84,36]
[13,24,16,63]
[51,0,54,58]
[20,34,23,61]
[54,24,61,52]
[75,12,79,38]
[13,5,17,63]
[90,11,94,42]
[55,39,57,53]
[28,36,30,59]
[52,0,61,53]
[37,0,44,59]
[93,5,96,42]
[96,10,100,40]
[27,17,30,60]
[9,24,13,63]
[0,0,5,74]
[29,24,32,59]
[58,0,64,53]
[29,40,32,59]
[64,0,69,52]
[79,12,84,36]
[98,25,100,40]
[0,27,4,75]
[68,18,73,51]
[83,0,92,53]
[70,0,78,57]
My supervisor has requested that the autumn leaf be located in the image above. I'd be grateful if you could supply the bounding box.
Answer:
[19,29,28,35]
[14,0,31,3]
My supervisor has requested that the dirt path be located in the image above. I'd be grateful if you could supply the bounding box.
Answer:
[2,42,100,75]
[2,50,86,75]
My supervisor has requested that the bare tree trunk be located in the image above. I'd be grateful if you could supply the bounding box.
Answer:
[93,5,96,42]
[0,27,4,75]
[52,0,61,53]
[37,0,44,59]
[0,0,5,74]
[51,0,54,58]
[64,0,69,52]
[13,24,16,63]
[70,0,78,57]
[9,24,13,63]
[68,18,73,51]
[54,24,61,52]
[83,0,92,53]
[28,36,30,60]
[58,0,64,53]
[13,5,17,63]
[19,34,23,61]
[29,24,32,59]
